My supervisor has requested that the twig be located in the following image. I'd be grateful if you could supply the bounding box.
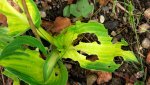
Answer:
[21,0,41,42]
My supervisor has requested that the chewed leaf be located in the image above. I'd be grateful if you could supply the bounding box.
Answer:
[55,21,138,72]
[0,0,41,36]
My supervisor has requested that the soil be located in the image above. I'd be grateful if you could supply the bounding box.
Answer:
[0,0,150,85]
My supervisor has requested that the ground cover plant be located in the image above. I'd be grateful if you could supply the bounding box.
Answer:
[0,0,150,85]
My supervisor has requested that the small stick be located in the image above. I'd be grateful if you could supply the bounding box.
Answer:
[22,0,41,42]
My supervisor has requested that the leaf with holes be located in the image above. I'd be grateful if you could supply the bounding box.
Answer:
[54,21,138,72]
[0,0,41,36]
[0,35,68,85]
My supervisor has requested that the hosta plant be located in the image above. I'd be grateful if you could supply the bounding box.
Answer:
[0,0,138,85]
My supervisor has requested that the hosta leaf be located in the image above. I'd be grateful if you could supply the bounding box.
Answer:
[0,49,45,84]
[45,60,68,85]
[1,36,47,57]
[3,70,20,85]
[0,49,68,85]
[55,21,138,72]
[0,27,13,54]
[0,0,41,36]
[43,50,60,82]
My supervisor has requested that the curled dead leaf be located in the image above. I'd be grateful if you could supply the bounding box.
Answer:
[99,0,112,6]
[52,17,71,33]
[97,71,112,84]
[67,0,74,4]
[41,20,53,33]
[144,8,150,19]
[138,23,150,33]
[0,13,7,26]
[146,50,150,64]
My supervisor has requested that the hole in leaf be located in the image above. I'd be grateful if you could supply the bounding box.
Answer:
[108,66,111,68]
[113,56,124,64]
[73,33,100,46]
[121,46,130,51]
[55,72,58,76]
[7,0,23,13]
[77,50,99,62]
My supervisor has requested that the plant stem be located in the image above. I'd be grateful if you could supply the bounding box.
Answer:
[21,0,41,42]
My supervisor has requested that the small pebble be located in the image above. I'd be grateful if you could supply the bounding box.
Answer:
[40,11,46,18]
[144,8,150,19]
[146,32,150,39]
[142,38,150,49]
[102,6,109,12]
[86,74,97,85]
[99,15,105,23]
[104,21,119,30]
[138,23,150,33]
[65,64,72,70]
[111,31,117,36]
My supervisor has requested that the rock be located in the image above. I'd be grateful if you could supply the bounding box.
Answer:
[138,23,150,33]
[40,11,46,18]
[65,63,72,70]
[99,15,105,23]
[102,6,109,12]
[111,31,117,36]
[86,74,97,85]
[144,8,150,19]
[142,38,150,49]
[104,21,119,30]
[96,71,112,84]
[146,32,150,39]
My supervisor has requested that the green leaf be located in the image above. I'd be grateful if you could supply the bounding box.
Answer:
[3,70,20,85]
[0,27,13,54]
[0,49,68,85]
[1,36,47,57]
[55,21,138,72]
[0,49,45,85]
[63,5,70,17]
[63,0,94,18]
[0,0,41,36]
[43,50,60,82]
[45,60,68,85]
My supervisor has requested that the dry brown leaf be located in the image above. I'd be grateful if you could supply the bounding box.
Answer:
[0,13,7,26]
[96,71,112,84]
[146,77,150,85]
[67,0,74,4]
[146,50,150,64]
[144,8,150,19]
[52,17,71,33]
[99,0,112,6]
[138,23,150,33]
[41,20,54,33]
